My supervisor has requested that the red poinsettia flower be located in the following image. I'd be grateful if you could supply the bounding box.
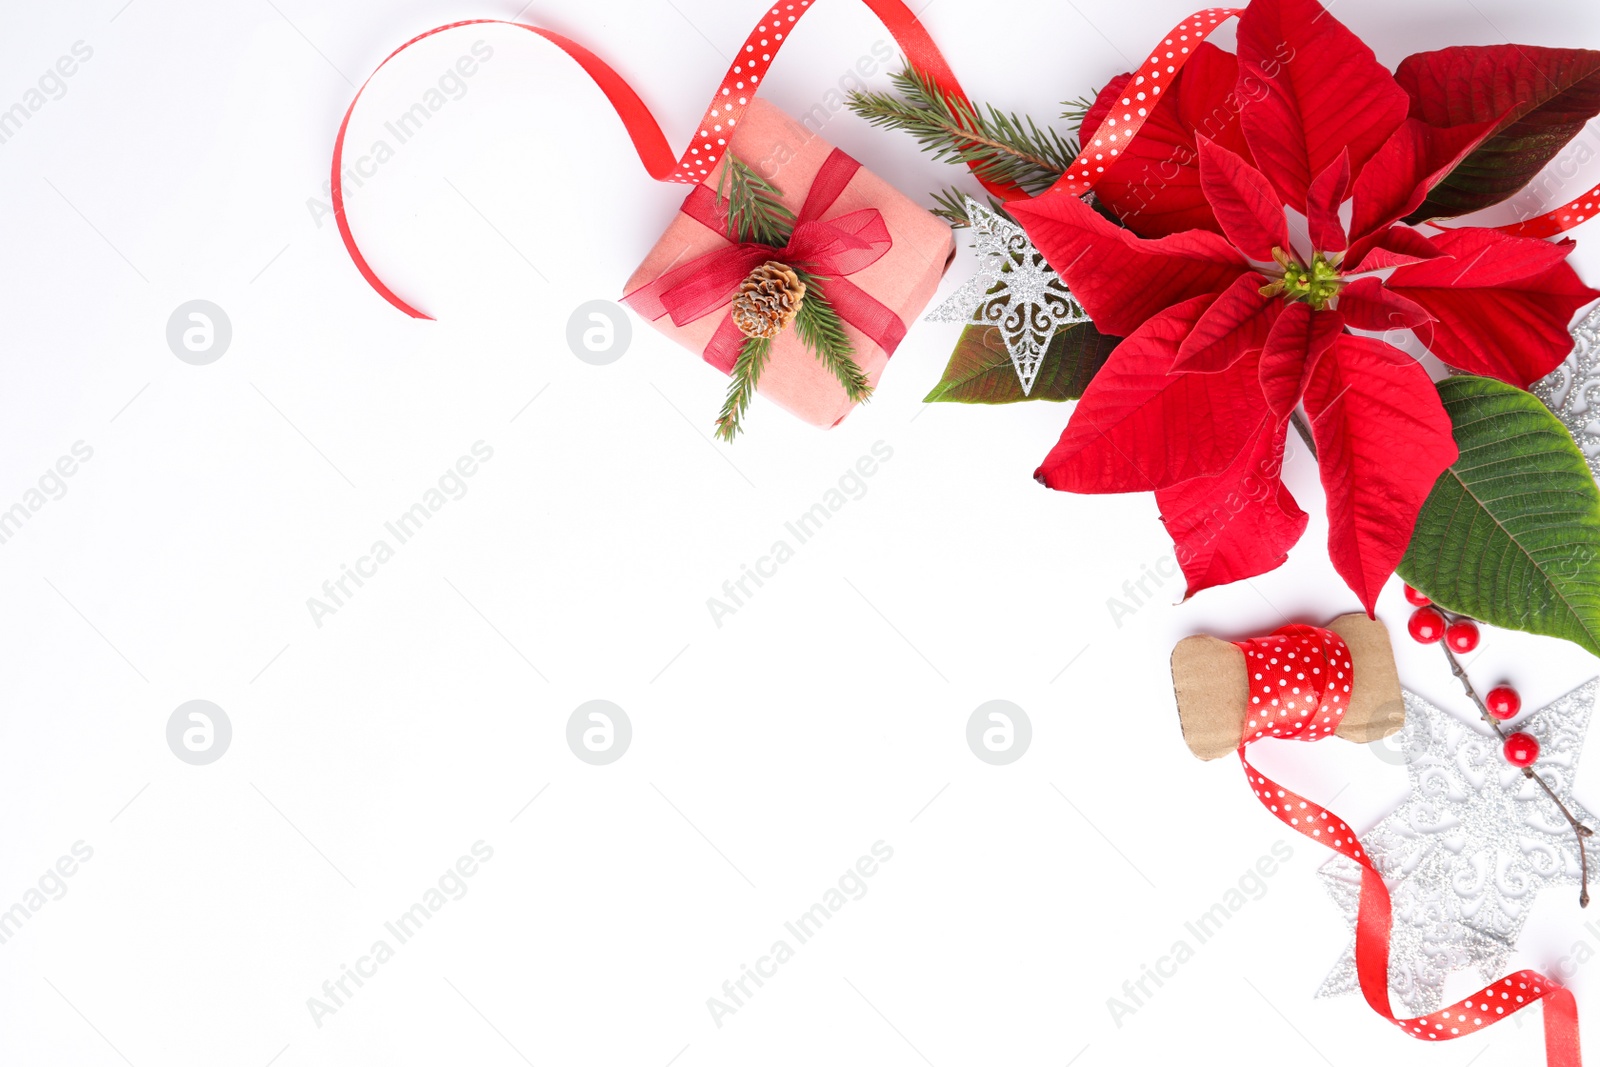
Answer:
[1010,0,1600,611]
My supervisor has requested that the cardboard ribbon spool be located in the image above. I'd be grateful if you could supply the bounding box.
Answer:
[1170,613,1404,760]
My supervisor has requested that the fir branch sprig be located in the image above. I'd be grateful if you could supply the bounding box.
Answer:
[716,154,795,246]
[709,156,873,441]
[715,334,774,443]
[794,270,871,402]
[929,187,1008,229]
[714,273,872,441]
[1060,95,1095,129]
[846,66,1080,196]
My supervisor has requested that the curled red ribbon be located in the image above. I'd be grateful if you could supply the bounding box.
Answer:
[1502,183,1600,240]
[331,1,1019,320]
[1234,625,1582,1066]
[620,148,903,373]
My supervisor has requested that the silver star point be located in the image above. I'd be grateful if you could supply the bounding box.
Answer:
[927,197,1090,396]
[1535,303,1600,477]
[1317,682,1596,1016]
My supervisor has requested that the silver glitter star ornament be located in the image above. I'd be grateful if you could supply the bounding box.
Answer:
[1317,682,1596,1015]
[1534,303,1600,477]
[927,197,1090,395]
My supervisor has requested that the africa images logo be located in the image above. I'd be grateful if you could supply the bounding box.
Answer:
[305,442,495,627]
[705,841,894,1028]
[706,441,894,627]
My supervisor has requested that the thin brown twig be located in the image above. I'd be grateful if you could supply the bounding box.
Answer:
[1440,641,1592,907]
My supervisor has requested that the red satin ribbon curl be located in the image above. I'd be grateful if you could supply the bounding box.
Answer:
[1233,625,1582,1066]
[331,19,679,320]
[331,1,1021,320]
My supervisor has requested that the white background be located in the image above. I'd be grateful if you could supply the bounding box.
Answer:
[2,1,1600,1065]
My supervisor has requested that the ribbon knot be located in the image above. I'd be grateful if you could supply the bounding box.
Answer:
[648,208,891,328]
[623,149,906,374]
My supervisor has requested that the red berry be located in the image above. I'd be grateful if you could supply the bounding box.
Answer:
[1408,607,1446,643]
[1403,584,1432,607]
[1486,686,1521,721]
[1445,619,1481,653]
[1503,731,1540,768]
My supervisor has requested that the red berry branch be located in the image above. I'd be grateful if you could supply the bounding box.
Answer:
[1405,586,1595,906]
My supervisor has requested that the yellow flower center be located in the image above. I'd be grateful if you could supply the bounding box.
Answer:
[1259,247,1345,311]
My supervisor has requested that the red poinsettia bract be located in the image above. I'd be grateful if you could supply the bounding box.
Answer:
[1010,0,1600,612]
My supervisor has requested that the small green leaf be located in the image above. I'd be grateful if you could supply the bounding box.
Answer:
[1398,375,1600,656]
[923,321,1119,404]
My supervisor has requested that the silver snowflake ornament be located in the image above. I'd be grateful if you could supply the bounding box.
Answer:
[927,197,1090,396]
[1534,303,1600,477]
[1317,682,1596,1016]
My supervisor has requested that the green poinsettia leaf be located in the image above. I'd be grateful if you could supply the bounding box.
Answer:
[923,321,1119,404]
[1396,45,1600,222]
[1398,375,1600,657]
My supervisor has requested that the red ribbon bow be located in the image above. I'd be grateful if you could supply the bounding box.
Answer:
[622,148,904,374]
[1234,625,1582,1067]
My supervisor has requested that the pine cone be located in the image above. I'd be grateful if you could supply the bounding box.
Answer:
[730,261,806,339]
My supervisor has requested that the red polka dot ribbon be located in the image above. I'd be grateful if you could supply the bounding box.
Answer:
[1043,8,1242,198]
[1235,625,1582,1067]
[665,0,1000,190]
[1502,182,1600,240]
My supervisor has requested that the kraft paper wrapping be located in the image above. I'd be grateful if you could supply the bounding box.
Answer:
[1170,614,1405,760]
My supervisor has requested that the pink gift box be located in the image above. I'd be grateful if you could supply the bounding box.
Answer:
[623,99,956,428]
